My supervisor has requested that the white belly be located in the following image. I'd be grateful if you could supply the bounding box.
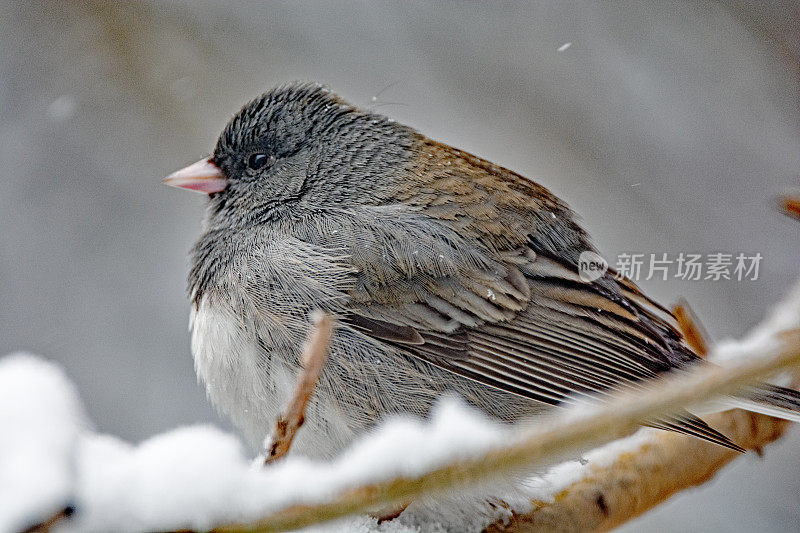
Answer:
[189,297,354,458]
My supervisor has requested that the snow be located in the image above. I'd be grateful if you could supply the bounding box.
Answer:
[712,280,800,363]
[1,281,799,532]
[0,356,704,533]
[47,95,76,121]
[522,428,656,501]
[60,398,517,533]
[0,354,87,533]
[0,354,537,533]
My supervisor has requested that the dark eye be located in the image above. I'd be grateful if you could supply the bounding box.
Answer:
[247,152,274,171]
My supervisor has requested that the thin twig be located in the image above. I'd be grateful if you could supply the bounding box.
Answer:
[264,313,333,465]
[22,506,74,533]
[672,298,711,357]
[780,194,800,221]
[213,329,800,533]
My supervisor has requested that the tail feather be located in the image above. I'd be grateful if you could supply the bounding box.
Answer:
[651,413,745,452]
[728,384,800,423]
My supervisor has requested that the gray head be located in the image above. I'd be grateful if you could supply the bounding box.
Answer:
[165,82,416,226]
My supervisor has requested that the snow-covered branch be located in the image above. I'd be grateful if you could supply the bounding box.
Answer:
[486,295,800,532]
[3,282,800,533]
[208,329,800,533]
[486,409,790,532]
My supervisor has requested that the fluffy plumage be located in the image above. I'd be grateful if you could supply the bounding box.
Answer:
[174,82,797,458]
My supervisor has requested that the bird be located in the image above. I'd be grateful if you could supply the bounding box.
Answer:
[164,82,800,459]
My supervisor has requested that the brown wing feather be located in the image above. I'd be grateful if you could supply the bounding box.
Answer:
[347,305,741,451]
[329,137,737,449]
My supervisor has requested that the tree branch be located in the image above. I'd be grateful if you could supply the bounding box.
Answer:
[21,506,74,533]
[264,313,333,465]
[213,330,800,533]
[486,409,790,532]
[487,300,795,532]
[780,194,800,221]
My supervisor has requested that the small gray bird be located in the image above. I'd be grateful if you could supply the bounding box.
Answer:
[165,82,800,459]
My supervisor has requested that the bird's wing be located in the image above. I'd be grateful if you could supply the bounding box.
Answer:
[288,140,738,449]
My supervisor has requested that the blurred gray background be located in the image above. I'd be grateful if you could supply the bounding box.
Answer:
[1,1,798,530]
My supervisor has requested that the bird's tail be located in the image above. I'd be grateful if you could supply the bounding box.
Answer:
[726,383,800,423]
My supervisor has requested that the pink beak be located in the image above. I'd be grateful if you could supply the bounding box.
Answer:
[163,158,228,194]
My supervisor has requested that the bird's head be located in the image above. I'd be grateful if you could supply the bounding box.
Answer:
[164,82,415,225]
